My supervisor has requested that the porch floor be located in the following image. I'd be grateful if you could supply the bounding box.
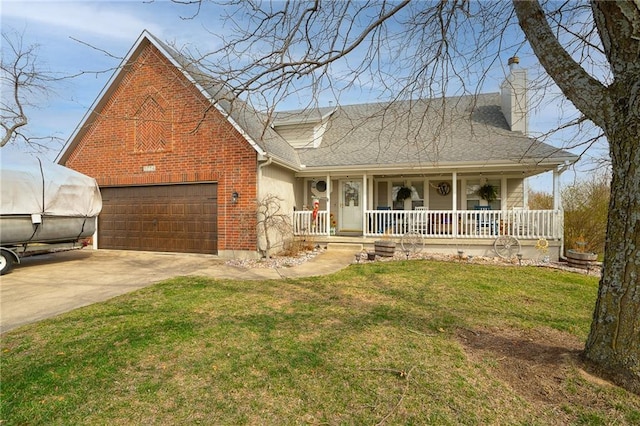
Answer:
[298,234,561,261]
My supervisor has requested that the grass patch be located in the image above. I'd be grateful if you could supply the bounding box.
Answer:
[2,260,639,424]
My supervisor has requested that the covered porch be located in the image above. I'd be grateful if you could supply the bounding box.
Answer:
[294,208,562,240]
[293,209,562,261]
[291,169,567,259]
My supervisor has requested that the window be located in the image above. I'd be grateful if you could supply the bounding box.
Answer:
[411,181,424,209]
[391,181,423,210]
[467,179,501,209]
[392,181,404,210]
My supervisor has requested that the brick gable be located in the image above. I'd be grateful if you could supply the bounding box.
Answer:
[65,42,257,251]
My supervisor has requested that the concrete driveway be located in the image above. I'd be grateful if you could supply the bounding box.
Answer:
[0,248,354,334]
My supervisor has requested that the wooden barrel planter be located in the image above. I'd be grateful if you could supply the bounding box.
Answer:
[566,249,598,269]
[374,240,396,257]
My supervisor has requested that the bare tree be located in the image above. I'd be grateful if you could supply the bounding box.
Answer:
[1,28,59,151]
[512,0,639,394]
[256,194,293,259]
[175,1,639,392]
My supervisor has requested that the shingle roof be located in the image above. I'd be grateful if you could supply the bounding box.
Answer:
[59,30,576,173]
[151,31,577,172]
[145,33,301,169]
[293,94,576,169]
[272,107,335,126]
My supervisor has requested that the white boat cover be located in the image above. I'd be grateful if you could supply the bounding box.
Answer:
[0,151,102,217]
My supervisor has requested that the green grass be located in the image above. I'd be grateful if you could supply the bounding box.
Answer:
[2,260,639,425]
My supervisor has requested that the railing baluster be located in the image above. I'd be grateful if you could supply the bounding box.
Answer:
[292,209,562,239]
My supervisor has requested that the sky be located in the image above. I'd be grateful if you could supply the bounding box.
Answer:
[1,0,606,193]
[1,0,214,153]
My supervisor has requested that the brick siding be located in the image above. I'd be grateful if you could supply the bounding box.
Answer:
[64,42,258,251]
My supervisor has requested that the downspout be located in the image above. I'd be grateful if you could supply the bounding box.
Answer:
[555,161,571,259]
[257,155,273,184]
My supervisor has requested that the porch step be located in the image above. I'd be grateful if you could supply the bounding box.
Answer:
[326,242,364,252]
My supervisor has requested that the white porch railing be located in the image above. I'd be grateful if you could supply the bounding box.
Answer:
[292,210,329,236]
[292,209,563,240]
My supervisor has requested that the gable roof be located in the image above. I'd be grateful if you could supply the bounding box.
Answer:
[57,30,300,169]
[58,30,577,176]
[278,94,577,173]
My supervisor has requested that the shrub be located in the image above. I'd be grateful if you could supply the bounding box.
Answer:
[562,173,610,256]
[528,189,553,210]
[528,173,609,256]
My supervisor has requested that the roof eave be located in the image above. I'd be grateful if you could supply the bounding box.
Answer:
[259,153,301,172]
[294,157,577,176]
[143,33,267,157]
[57,31,154,164]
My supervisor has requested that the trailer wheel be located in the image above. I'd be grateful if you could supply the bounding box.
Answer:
[0,250,15,275]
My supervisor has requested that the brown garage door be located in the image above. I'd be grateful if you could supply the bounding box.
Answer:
[98,184,217,254]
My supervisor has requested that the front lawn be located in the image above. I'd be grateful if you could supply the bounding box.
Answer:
[2,260,638,424]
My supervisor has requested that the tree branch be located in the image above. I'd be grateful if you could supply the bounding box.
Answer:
[1,28,57,150]
[512,0,611,129]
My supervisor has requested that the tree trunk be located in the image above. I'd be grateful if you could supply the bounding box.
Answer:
[584,108,640,393]
[514,0,640,393]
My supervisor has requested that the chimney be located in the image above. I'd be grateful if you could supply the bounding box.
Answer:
[501,56,528,135]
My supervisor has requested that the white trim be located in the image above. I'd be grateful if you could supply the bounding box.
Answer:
[452,172,458,212]
[424,178,430,209]
[362,173,368,233]
[452,172,458,235]
[338,178,363,232]
[294,158,577,176]
[553,169,561,210]
[326,174,331,234]
[143,33,267,157]
[501,177,508,212]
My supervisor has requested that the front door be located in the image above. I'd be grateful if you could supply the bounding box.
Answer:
[339,180,363,232]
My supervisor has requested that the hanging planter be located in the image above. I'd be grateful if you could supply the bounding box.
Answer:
[477,183,498,202]
[395,186,413,202]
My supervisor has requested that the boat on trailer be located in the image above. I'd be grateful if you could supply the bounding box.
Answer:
[0,152,102,274]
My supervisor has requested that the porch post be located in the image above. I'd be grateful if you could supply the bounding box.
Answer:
[452,172,458,211]
[424,178,430,209]
[460,177,466,206]
[553,169,561,210]
[362,172,368,235]
[501,177,508,211]
[452,172,458,236]
[326,174,331,235]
